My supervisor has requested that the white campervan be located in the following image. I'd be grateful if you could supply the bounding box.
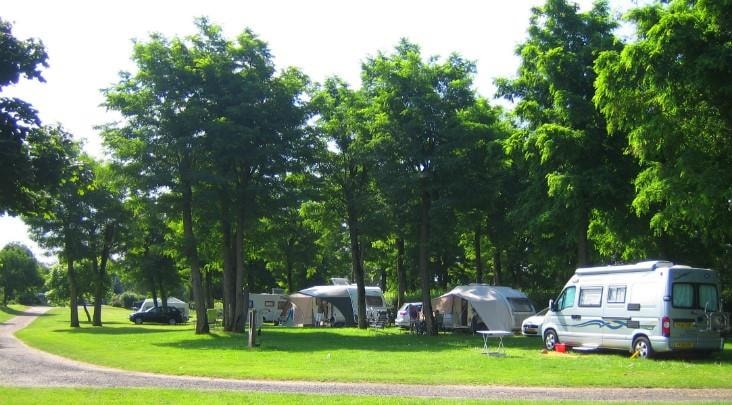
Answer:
[542,261,728,358]
[249,293,288,324]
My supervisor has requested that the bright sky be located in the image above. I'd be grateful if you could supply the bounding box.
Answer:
[1,0,637,264]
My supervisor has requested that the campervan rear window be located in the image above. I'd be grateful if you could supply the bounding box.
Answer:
[673,283,719,310]
[507,297,534,312]
[366,296,384,307]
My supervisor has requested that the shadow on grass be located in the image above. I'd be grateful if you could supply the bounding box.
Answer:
[152,327,548,353]
[53,326,185,336]
[0,305,54,318]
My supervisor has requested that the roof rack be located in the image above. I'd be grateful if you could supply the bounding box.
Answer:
[575,260,674,275]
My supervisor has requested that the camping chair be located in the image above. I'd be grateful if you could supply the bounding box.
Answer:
[206,308,221,329]
[369,311,388,329]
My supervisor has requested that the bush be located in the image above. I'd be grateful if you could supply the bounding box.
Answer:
[111,291,144,309]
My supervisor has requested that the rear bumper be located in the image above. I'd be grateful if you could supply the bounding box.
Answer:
[651,336,724,353]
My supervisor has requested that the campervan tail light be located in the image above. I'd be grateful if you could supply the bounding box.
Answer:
[661,316,671,337]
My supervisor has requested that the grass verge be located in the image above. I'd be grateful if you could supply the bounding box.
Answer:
[14,306,732,388]
[0,305,28,323]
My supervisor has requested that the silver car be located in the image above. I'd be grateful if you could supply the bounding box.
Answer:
[394,302,422,328]
[521,307,548,336]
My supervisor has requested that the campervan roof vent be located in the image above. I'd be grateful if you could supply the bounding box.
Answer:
[637,260,674,270]
[271,288,285,294]
[331,277,350,286]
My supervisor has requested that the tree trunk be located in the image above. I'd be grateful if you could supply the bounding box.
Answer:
[346,199,367,329]
[577,208,590,267]
[286,248,294,293]
[419,187,435,336]
[182,178,209,334]
[220,193,235,331]
[396,236,406,309]
[492,249,502,286]
[93,224,114,327]
[67,257,79,327]
[474,223,484,284]
[233,212,246,332]
[81,299,92,323]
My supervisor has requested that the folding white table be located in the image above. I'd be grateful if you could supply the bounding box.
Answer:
[476,330,511,356]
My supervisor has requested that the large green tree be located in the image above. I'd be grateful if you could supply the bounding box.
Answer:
[0,19,69,216]
[103,26,210,333]
[313,77,381,328]
[363,39,477,335]
[594,0,732,270]
[0,243,42,305]
[24,126,91,327]
[496,0,630,270]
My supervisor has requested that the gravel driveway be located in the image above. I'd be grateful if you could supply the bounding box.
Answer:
[1,306,731,401]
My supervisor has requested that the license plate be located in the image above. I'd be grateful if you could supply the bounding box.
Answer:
[672,342,695,349]
[674,321,693,328]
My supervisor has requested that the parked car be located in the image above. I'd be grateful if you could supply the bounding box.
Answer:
[521,307,548,336]
[129,306,185,325]
[394,302,422,328]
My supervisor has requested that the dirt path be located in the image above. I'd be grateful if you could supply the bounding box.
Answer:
[1,306,731,401]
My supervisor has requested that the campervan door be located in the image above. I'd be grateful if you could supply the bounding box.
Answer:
[548,278,606,347]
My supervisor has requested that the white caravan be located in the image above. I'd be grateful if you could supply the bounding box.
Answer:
[542,260,728,358]
[249,293,289,324]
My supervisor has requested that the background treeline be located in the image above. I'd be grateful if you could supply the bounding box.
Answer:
[2,0,730,334]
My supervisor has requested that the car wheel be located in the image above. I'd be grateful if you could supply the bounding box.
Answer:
[632,336,653,359]
[168,318,177,325]
[544,329,558,351]
[134,317,143,325]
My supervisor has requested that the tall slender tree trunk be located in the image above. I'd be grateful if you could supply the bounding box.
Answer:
[346,199,367,329]
[474,223,484,284]
[419,187,435,336]
[233,212,246,332]
[67,257,79,327]
[181,178,209,334]
[492,249,502,286]
[396,236,406,309]
[286,247,294,293]
[220,193,235,331]
[577,208,589,267]
[93,224,114,327]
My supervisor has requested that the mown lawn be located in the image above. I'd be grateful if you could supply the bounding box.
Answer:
[0,305,27,324]
[15,306,732,388]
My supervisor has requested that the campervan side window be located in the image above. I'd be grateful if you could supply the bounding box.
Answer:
[607,286,626,304]
[557,286,576,310]
[265,300,275,307]
[579,287,603,307]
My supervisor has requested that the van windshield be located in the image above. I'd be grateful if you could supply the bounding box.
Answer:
[672,283,718,310]
[366,296,384,307]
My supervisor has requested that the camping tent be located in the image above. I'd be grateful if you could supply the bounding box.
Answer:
[431,285,534,332]
[297,285,355,326]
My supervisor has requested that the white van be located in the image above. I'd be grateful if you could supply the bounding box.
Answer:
[542,260,728,358]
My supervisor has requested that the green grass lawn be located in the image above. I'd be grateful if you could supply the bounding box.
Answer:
[14,306,732,388]
[0,305,27,323]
